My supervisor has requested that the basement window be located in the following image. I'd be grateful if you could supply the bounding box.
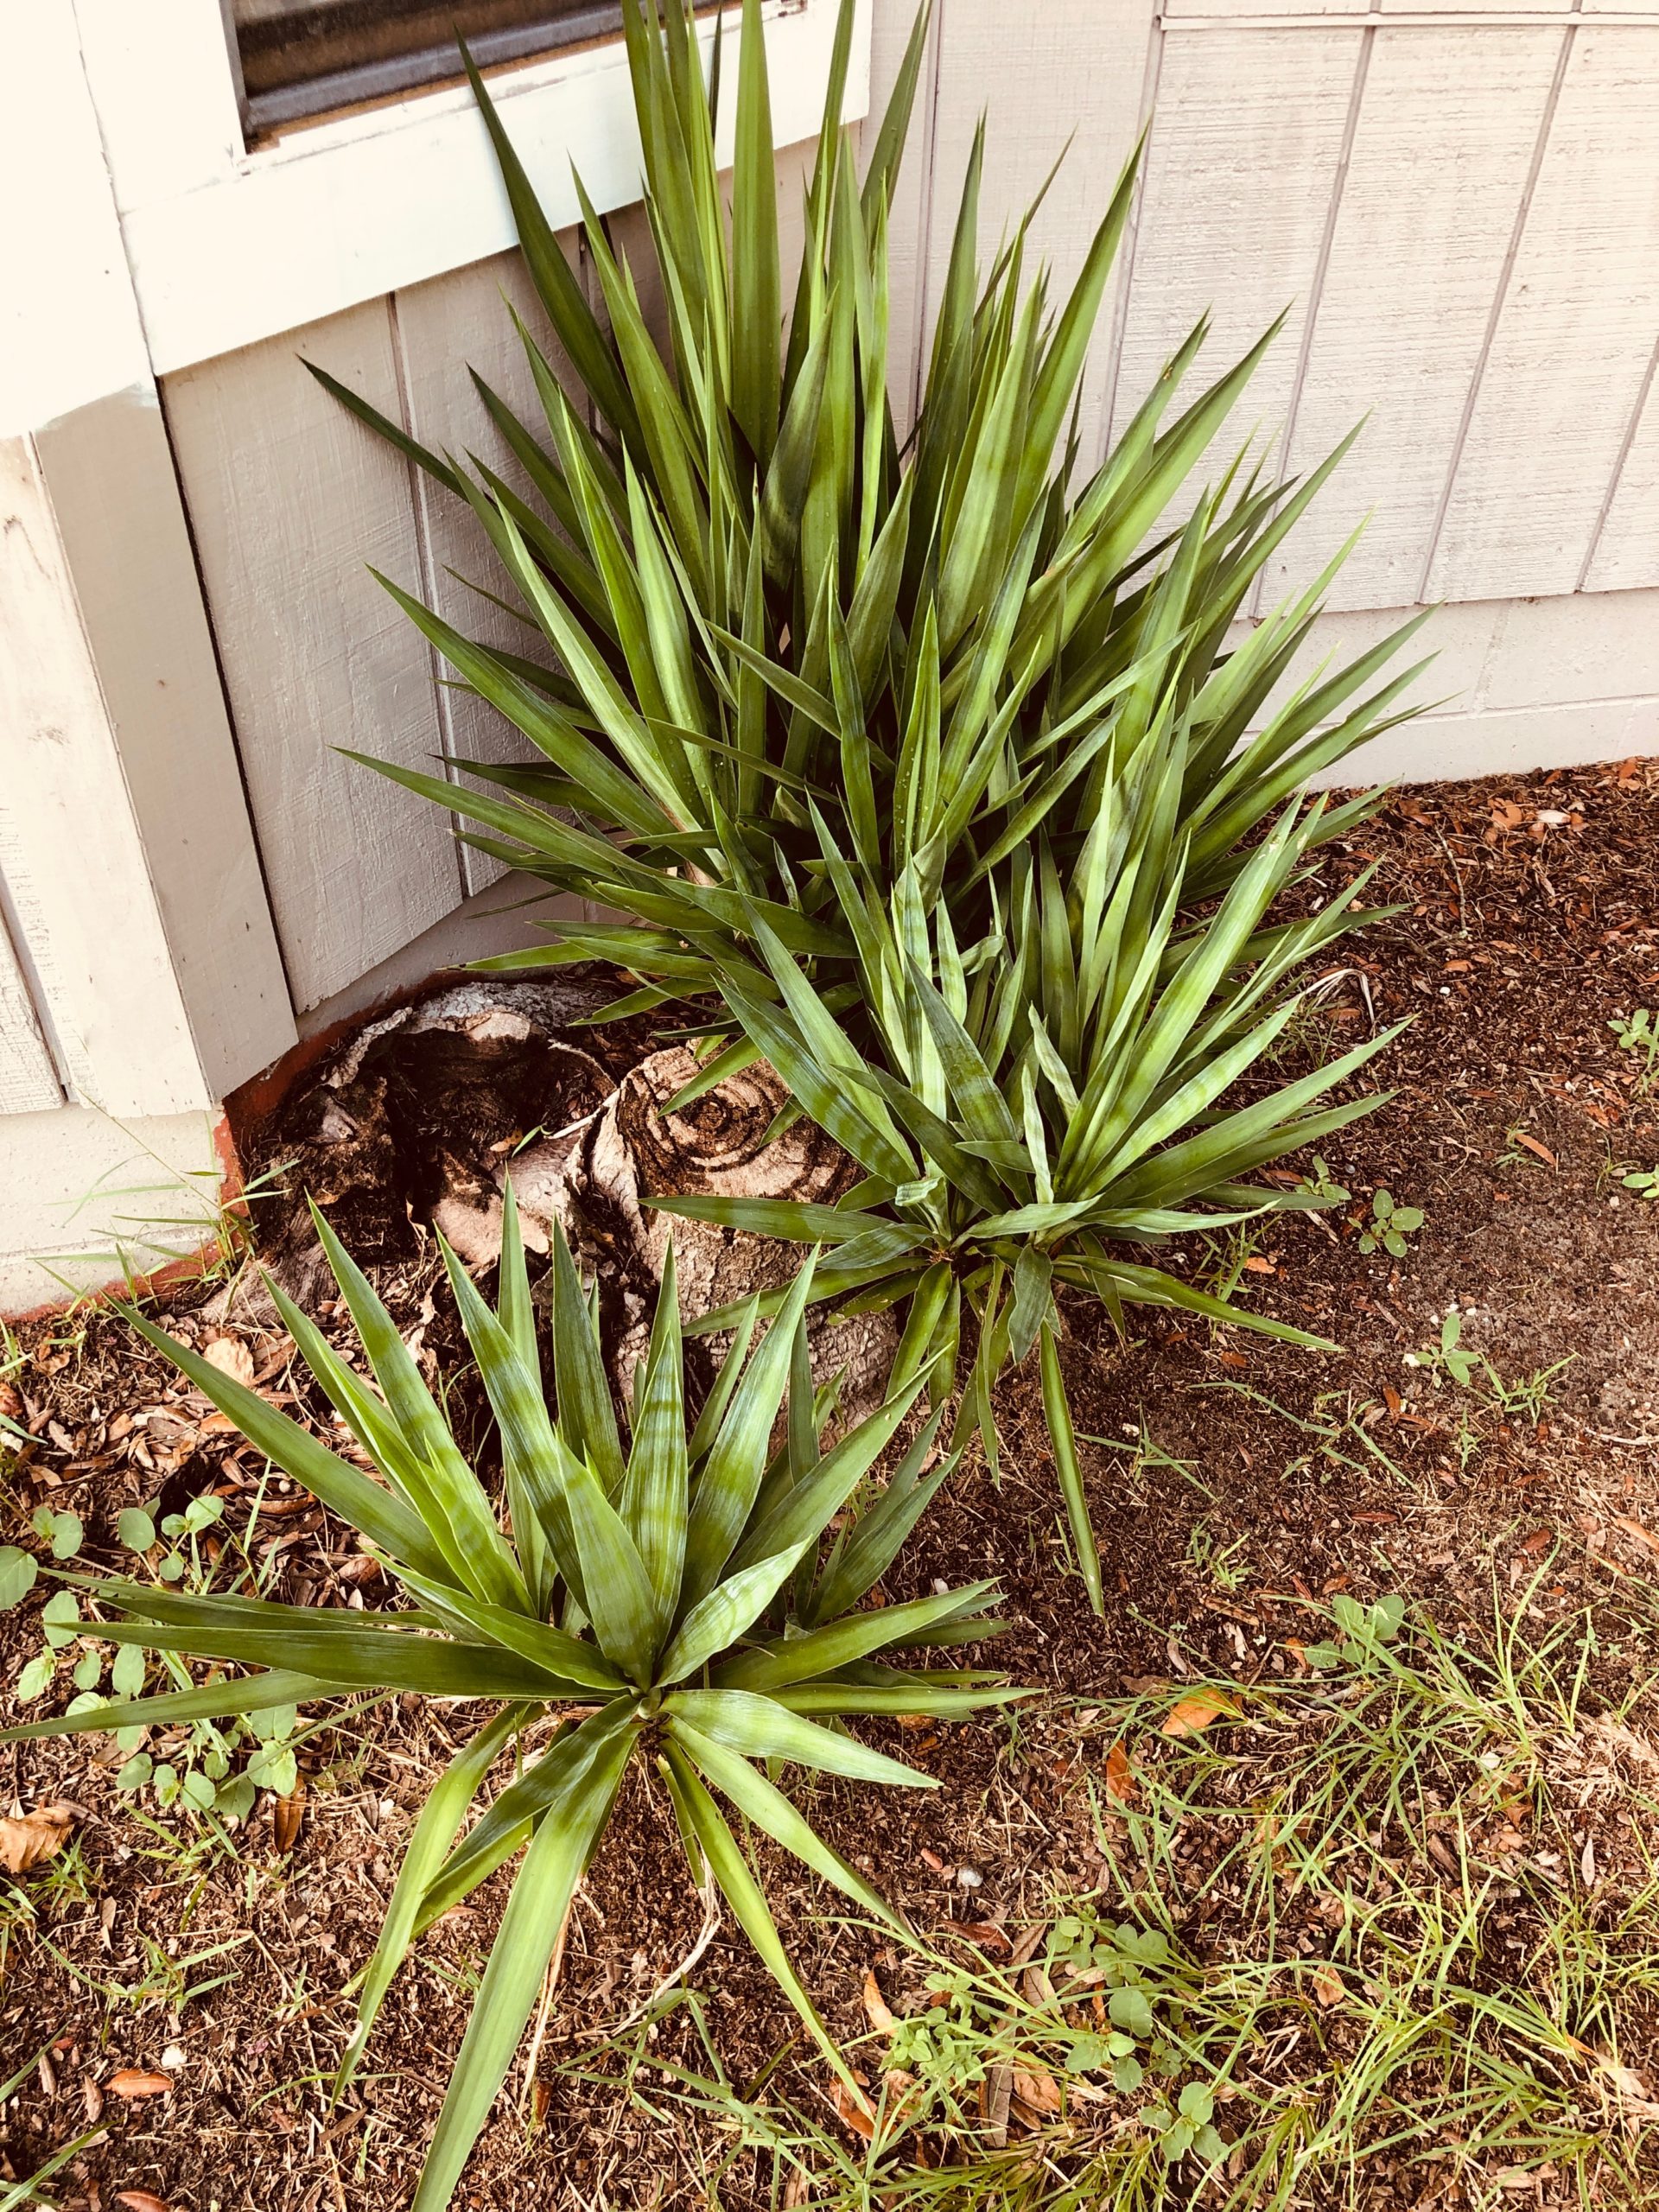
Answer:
[229,0,626,135]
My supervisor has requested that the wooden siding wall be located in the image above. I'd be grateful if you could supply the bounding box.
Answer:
[163,2,1659,1029]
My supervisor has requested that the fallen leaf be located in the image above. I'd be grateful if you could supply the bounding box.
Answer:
[1103,1739,1137,1805]
[1382,1385,1402,1421]
[1310,1962,1344,2010]
[1513,1132,1558,1169]
[1011,2063,1063,2115]
[1161,1688,1236,1738]
[1007,1923,1048,1971]
[115,2194,171,2212]
[829,2077,875,2140]
[273,1773,307,1854]
[958,1921,1013,1955]
[1243,1255,1276,1275]
[107,2070,174,2100]
[0,1803,80,1875]
[1589,2053,1656,2109]
[980,2061,1014,2148]
[1518,1528,1554,1557]
[202,1338,256,1388]
[862,1967,895,2037]
[1613,1515,1659,1558]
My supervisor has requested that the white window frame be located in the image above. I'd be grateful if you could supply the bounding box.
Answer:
[73,0,872,377]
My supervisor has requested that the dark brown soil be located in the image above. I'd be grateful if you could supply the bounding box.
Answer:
[5,758,1659,2212]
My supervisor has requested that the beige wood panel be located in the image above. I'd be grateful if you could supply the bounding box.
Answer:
[1262,26,1561,613]
[0,438,211,1114]
[1378,0,1570,11]
[1108,27,1365,515]
[1584,347,1659,590]
[393,244,575,895]
[34,388,296,1093]
[864,0,943,431]
[1427,24,1659,601]
[0,906,60,1114]
[924,0,1160,474]
[1165,0,1367,16]
[164,301,463,1013]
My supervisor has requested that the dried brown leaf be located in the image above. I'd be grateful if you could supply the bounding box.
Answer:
[1103,1739,1137,1804]
[273,1773,306,1854]
[958,1920,1013,1955]
[107,2070,173,2100]
[115,2193,172,2212]
[829,2077,875,2140]
[861,1967,895,2037]
[1160,1689,1236,1739]
[202,1338,256,1388]
[0,1803,79,1875]
[980,2061,1014,2148]
[1011,2064,1063,2115]
[1310,1962,1344,2010]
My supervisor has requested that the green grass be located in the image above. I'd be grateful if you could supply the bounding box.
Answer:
[549,1586,1659,2210]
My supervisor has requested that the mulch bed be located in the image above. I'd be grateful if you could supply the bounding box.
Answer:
[5,757,1659,2209]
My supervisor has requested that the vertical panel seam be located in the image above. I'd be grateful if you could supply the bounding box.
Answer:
[1414,14,1578,606]
[0,861,70,1107]
[387,285,470,909]
[1246,14,1376,620]
[909,0,948,425]
[1578,327,1659,593]
[1098,6,1169,466]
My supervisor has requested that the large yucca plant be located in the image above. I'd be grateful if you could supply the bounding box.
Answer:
[2,1193,1015,2209]
[315,0,1428,1598]
[313,0,1427,1033]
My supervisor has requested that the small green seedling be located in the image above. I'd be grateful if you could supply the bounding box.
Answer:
[1621,1167,1659,1200]
[1139,2081,1225,2169]
[1303,1592,1407,1674]
[1294,1155,1351,1209]
[1409,1311,1483,1389]
[1609,1008,1659,1090]
[0,1546,39,1610]
[1046,1917,1183,2094]
[29,1506,84,1561]
[1357,1189,1423,1259]
[886,1968,1006,2101]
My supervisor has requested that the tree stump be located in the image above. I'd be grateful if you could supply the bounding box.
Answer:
[514,1045,899,1413]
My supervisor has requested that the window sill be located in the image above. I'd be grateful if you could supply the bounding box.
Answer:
[76,0,869,376]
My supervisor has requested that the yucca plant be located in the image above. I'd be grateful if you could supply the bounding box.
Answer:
[314,0,1429,1598]
[314,0,1428,1042]
[1,1192,1015,2209]
[657,723,1407,1612]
